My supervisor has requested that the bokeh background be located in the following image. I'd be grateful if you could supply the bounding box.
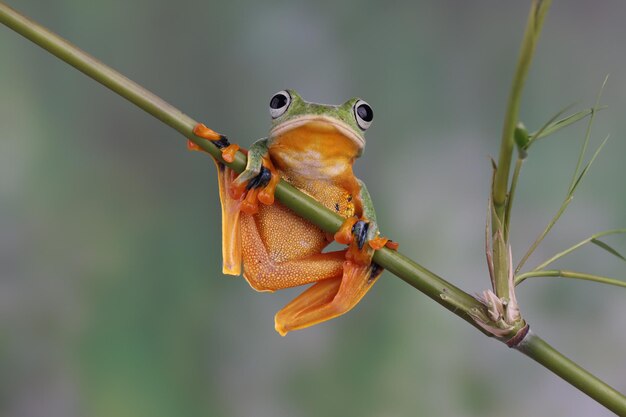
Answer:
[1,1,625,416]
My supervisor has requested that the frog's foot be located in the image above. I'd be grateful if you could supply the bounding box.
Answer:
[334,218,371,264]
[230,157,279,214]
[257,157,280,205]
[189,123,240,162]
[274,251,385,336]
[335,218,398,252]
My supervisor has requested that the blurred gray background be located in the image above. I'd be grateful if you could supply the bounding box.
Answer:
[1,1,625,416]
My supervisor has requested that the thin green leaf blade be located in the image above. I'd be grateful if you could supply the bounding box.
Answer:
[591,238,626,262]
[569,75,609,191]
[569,134,610,194]
[525,104,573,149]
[529,106,607,144]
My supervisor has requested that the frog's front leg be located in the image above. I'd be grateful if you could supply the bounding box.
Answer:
[229,138,280,214]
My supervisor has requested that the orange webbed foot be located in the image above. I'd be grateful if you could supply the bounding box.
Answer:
[190,123,239,162]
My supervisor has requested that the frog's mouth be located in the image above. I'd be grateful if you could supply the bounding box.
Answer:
[270,115,365,149]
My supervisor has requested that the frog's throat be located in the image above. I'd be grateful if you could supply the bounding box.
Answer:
[269,115,365,149]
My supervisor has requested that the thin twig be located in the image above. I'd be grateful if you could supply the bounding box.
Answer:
[569,76,608,194]
[532,229,626,271]
[515,270,626,288]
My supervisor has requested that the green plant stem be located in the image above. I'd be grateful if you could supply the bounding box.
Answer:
[2,1,625,413]
[490,0,551,304]
[515,270,626,288]
[516,332,626,416]
[492,0,551,213]
[503,156,524,241]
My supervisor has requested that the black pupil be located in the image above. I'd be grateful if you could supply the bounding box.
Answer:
[270,94,288,109]
[357,104,373,122]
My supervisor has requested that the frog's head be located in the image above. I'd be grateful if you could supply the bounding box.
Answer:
[267,89,373,158]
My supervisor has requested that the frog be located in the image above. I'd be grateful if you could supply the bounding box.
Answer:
[189,89,396,336]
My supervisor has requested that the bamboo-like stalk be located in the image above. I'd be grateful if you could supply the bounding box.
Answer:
[1,1,625,414]
[491,0,552,301]
[516,333,626,416]
[492,0,551,212]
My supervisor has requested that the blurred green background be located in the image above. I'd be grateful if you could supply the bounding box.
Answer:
[1,1,625,416]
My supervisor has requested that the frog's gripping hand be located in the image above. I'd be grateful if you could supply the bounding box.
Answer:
[188,123,240,163]
[189,126,278,213]
[229,138,279,214]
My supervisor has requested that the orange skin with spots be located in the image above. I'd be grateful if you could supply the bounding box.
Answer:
[241,124,363,292]
[235,123,382,336]
[192,93,391,336]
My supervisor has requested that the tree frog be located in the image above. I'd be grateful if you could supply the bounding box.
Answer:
[190,90,395,336]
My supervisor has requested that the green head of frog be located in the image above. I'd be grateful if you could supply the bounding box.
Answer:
[267,89,373,158]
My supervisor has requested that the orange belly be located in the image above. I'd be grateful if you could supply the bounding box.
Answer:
[238,170,359,291]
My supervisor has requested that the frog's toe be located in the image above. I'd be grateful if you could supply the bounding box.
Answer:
[241,187,261,214]
[368,237,399,251]
[333,218,372,250]
[258,168,280,205]
[257,157,279,206]
[193,122,222,140]
[334,217,358,245]
[230,158,279,207]
[220,143,240,163]
[191,123,237,160]
[232,166,274,213]
[187,139,202,151]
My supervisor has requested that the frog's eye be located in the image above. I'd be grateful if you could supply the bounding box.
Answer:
[353,100,373,130]
[269,90,291,119]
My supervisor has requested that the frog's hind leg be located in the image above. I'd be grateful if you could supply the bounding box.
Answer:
[274,256,383,336]
[239,210,346,292]
[214,160,244,275]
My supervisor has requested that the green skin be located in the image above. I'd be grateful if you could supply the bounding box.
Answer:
[233,89,379,243]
